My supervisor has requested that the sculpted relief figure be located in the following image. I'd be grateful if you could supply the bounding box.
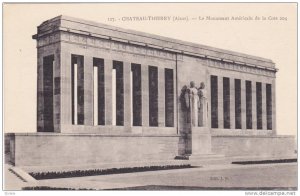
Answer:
[189,81,199,127]
[180,85,190,123]
[198,82,207,127]
[180,81,207,128]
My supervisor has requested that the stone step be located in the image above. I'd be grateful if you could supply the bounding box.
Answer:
[9,166,37,182]
[188,154,297,166]
[4,164,29,190]
[188,153,225,160]
[228,155,297,163]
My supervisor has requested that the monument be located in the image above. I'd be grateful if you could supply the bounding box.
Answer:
[5,15,296,167]
[180,81,212,157]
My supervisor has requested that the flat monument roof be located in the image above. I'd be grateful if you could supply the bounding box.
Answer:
[34,15,276,69]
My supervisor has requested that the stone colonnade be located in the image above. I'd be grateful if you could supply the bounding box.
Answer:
[211,75,275,132]
[65,54,175,129]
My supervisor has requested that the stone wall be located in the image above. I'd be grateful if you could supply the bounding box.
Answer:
[212,135,296,157]
[6,133,296,167]
[6,133,180,167]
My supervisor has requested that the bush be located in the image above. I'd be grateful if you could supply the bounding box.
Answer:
[29,164,192,180]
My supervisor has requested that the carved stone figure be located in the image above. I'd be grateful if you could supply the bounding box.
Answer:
[198,82,207,127]
[189,81,199,127]
[180,85,189,110]
[180,85,190,123]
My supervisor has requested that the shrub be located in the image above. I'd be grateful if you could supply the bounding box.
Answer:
[29,164,192,180]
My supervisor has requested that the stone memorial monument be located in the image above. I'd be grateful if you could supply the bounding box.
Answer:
[5,16,295,167]
[181,81,212,158]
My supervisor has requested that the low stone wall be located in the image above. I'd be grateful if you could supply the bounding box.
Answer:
[6,133,180,167]
[212,135,296,157]
[6,133,296,167]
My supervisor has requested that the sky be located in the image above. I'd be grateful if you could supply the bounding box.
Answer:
[3,3,297,135]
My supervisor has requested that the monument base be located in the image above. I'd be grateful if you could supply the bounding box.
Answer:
[188,153,225,161]
[189,127,212,159]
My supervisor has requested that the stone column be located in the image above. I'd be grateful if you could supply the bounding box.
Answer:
[37,49,44,132]
[272,79,276,135]
[158,67,165,127]
[37,45,61,132]
[206,71,212,129]
[60,49,72,131]
[173,66,178,130]
[241,79,247,130]
[230,77,235,129]
[104,59,112,125]
[252,81,257,130]
[123,62,132,130]
[53,49,61,132]
[141,65,149,127]
[84,56,93,126]
[262,83,267,130]
[77,56,85,125]
[218,76,224,129]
